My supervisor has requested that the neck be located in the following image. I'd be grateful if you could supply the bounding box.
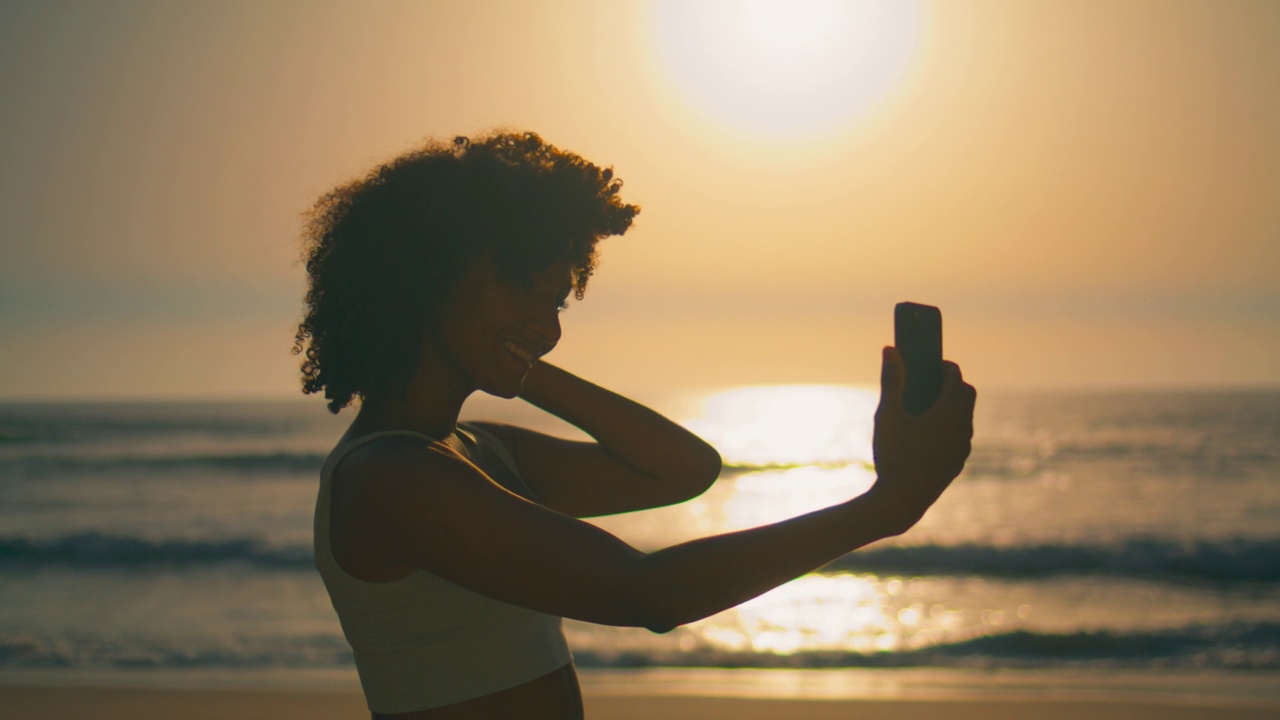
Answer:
[353,364,474,441]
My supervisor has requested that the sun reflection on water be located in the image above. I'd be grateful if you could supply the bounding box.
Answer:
[691,573,974,657]
[732,574,891,653]
[588,385,974,660]
[684,385,878,468]
[721,466,876,530]
[671,386,964,659]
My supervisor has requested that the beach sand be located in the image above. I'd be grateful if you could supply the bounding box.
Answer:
[5,686,1280,720]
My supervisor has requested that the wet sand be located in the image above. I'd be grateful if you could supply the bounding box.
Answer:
[5,685,1280,720]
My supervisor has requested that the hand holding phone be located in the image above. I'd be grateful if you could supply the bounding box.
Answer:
[894,302,943,415]
[873,302,971,533]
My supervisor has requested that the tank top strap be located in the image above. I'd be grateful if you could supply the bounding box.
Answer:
[457,423,519,477]
[324,430,439,474]
[322,426,535,501]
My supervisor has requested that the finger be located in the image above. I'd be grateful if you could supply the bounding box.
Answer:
[940,361,962,392]
[879,346,905,415]
[930,362,964,411]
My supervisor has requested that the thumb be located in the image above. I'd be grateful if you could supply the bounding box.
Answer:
[880,346,905,413]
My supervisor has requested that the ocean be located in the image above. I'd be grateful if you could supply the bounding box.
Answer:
[2,387,1278,704]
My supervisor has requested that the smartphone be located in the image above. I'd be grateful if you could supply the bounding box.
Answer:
[894,302,943,415]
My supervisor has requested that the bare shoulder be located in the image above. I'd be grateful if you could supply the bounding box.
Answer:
[332,433,478,499]
[329,428,657,625]
[325,435,472,577]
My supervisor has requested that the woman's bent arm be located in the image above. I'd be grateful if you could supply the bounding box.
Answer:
[477,361,721,517]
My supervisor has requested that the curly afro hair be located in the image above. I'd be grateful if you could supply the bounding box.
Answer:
[293,131,640,413]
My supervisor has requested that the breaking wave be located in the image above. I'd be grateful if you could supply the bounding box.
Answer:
[4,533,1278,584]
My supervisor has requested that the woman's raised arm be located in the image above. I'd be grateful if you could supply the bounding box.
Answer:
[358,347,973,632]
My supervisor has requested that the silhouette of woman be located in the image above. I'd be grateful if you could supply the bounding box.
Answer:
[295,131,975,719]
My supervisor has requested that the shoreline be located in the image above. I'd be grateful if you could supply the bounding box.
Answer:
[4,667,1279,713]
[4,684,1280,720]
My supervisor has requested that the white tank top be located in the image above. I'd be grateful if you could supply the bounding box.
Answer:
[314,423,572,714]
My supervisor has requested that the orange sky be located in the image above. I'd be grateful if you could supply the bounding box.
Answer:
[1,0,1276,401]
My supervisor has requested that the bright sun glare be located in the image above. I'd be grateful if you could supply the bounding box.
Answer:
[683,385,878,468]
[654,0,923,137]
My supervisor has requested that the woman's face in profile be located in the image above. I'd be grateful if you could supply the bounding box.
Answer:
[430,255,574,398]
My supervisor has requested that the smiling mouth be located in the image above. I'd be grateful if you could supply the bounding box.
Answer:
[503,340,537,364]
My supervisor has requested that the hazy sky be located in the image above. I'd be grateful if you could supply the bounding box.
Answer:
[1,0,1277,401]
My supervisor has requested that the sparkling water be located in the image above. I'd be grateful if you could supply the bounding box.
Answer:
[2,389,1278,700]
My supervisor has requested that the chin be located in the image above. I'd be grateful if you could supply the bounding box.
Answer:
[479,375,525,399]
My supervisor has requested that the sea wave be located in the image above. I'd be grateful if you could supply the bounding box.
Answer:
[8,454,845,479]
[963,441,1278,480]
[3,622,1276,671]
[0,407,305,446]
[4,533,1279,584]
[1,452,326,477]
[0,533,314,569]
[575,622,1280,670]
[719,461,866,475]
[0,632,352,669]
[825,538,1280,583]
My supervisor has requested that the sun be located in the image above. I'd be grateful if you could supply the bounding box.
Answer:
[653,0,923,138]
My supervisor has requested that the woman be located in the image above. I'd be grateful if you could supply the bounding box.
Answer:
[295,132,976,719]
